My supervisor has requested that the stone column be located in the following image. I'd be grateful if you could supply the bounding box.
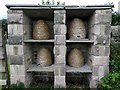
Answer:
[89,9,112,88]
[54,10,66,88]
[6,10,26,84]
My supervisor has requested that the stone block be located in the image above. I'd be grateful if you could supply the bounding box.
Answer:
[10,65,25,76]
[89,76,99,88]
[89,10,111,27]
[0,80,7,85]
[54,66,66,76]
[91,45,110,56]
[6,45,23,55]
[10,75,25,84]
[8,24,23,35]
[92,56,109,66]
[55,55,66,64]
[54,76,66,88]
[9,55,23,65]
[0,47,4,59]
[54,10,66,24]
[55,35,66,45]
[54,24,67,35]
[8,35,23,45]
[92,66,99,76]
[8,13,23,24]
[0,60,5,73]
[98,65,109,80]
[90,25,111,36]
[54,45,66,56]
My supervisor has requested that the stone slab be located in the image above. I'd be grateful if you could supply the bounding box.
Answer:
[54,13,66,24]
[54,45,66,56]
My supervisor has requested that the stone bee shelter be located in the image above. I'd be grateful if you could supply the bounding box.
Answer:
[6,4,113,88]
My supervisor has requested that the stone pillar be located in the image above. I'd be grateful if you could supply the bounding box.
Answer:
[89,9,112,88]
[7,10,26,85]
[54,10,66,88]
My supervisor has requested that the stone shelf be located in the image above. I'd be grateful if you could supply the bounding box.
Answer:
[24,39,54,43]
[66,64,92,73]
[27,64,54,72]
[66,39,94,44]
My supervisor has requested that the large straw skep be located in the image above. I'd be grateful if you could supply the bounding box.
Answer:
[37,48,53,66]
[68,18,86,40]
[33,20,50,40]
[67,48,84,67]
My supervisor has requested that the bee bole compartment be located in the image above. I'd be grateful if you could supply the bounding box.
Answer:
[68,18,86,40]
[37,47,53,66]
[67,48,84,67]
[33,20,50,40]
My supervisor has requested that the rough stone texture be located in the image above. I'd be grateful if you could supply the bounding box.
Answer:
[54,45,66,56]
[91,45,110,56]
[8,13,23,24]
[90,76,99,88]
[55,55,66,64]
[6,45,23,55]
[0,80,7,85]
[7,10,23,14]
[10,65,25,76]
[54,76,66,88]
[98,65,109,80]
[9,55,23,65]
[8,35,23,45]
[92,56,109,66]
[8,24,23,35]
[89,9,112,27]
[111,26,120,42]
[10,75,25,84]
[54,10,66,24]
[54,24,67,35]
[55,35,66,45]
[54,66,66,76]
[0,47,4,59]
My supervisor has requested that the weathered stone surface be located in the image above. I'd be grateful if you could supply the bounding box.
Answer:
[89,9,111,27]
[54,66,66,76]
[92,56,109,66]
[54,10,66,24]
[98,65,109,80]
[9,55,23,65]
[6,45,23,55]
[7,10,23,14]
[54,76,66,88]
[92,66,99,76]
[91,45,110,56]
[10,65,25,76]
[54,45,66,56]
[8,24,23,35]
[0,80,7,85]
[10,75,25,84]
[54,24,67,35]
[8,35,23,45]
[0,47,4,59]
[8,13,23,24]
[55,55,66,64]
[89,76,99,88]
[55,35,66,45]
[54,10,66,14]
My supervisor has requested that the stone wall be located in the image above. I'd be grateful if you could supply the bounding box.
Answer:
[111,26,120,42]
[0,27,7,86]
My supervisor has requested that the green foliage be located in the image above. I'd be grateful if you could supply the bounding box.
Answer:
[10,82,25,89]
[98,42,120,89]
[98,72,120,89]
[111,12,120,26]
[110,42,120,73]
